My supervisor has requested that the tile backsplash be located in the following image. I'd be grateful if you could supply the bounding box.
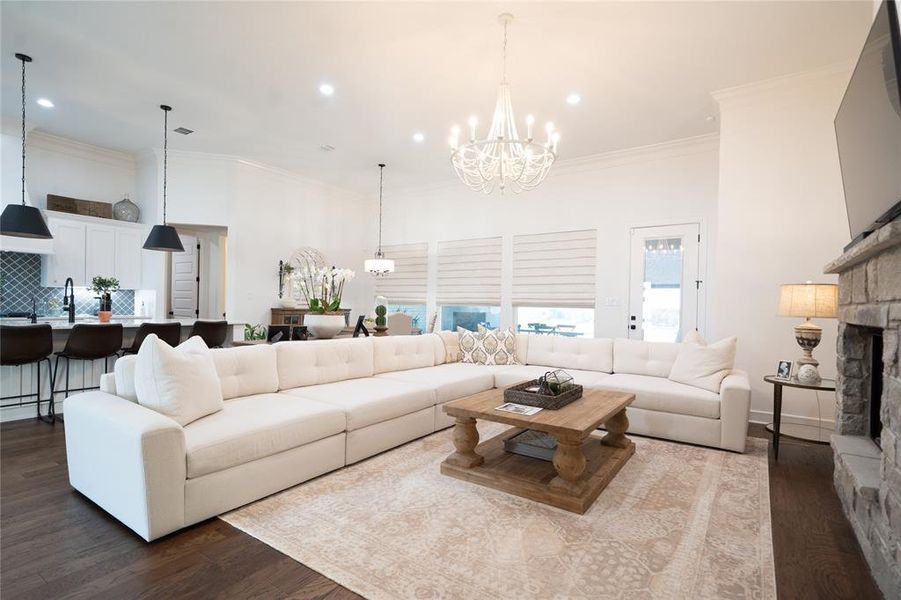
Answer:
[0,252,135,316]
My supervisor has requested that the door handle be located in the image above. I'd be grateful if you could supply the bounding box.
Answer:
[630,315,636,321]
[629,324,636,330]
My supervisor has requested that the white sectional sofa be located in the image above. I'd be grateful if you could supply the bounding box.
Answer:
[64,333,751,541]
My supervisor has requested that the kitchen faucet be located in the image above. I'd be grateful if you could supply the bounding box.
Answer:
[63,277,75,323]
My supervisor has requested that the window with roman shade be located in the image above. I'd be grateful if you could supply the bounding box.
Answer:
[436,237,503,305]
[373,242,428,303]
[512,229,597,306]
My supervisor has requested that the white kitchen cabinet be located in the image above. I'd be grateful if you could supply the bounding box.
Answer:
[40,212,145,290]
[85,223,116,282]
[114,229,143,289]
[41,218,87,287]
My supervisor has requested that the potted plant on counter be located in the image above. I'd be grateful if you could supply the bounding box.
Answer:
[91,276,120,323]
[300,266,355,339]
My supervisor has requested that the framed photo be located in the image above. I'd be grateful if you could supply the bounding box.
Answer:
[775,360,793,380]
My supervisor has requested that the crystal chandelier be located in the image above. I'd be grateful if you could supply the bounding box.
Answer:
[449,13,559,194]
[365,163,395,276]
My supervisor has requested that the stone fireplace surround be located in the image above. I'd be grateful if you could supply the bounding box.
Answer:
[826,221,900,597]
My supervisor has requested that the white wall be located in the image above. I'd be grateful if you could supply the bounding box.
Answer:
[712,65,853,428]
[145,152,375,327]
[380,134,720,338]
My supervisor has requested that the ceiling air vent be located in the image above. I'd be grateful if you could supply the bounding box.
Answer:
[173,127,194,135]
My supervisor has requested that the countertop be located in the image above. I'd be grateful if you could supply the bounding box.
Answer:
[0,316,243,330]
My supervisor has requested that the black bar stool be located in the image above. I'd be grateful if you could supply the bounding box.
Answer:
[0,324,54,423]
[189,320,228,348]
[121,322,182,354]
[53,324,124,403]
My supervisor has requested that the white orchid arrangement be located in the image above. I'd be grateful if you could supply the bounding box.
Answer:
[300,266,356,314]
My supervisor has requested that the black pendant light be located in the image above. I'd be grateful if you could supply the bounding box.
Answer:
[0,53,52,239]
[143,105,184,252]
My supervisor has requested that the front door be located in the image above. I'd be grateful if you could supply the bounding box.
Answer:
[628,223,701,342]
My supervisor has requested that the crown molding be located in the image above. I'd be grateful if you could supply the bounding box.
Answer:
[389,132,720,198]
[26,130,137,170]
[711,60,855,105]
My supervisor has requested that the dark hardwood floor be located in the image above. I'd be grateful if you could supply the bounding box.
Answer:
[0,419,882,599]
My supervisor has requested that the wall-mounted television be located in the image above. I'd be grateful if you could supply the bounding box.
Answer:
[834,0,901,249]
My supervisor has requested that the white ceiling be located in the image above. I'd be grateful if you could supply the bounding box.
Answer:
[0,1,873,194]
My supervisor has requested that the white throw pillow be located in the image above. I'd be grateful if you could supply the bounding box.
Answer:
[134,334,224,426]
[668,332,737,393]
[436,330,462,362]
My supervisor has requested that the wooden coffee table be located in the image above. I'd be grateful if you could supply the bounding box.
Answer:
[440,387,635,514]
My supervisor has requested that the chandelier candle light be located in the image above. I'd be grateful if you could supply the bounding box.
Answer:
[365,163,395,276]
[449,13,559,194]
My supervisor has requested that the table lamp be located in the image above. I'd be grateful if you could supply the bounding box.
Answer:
[777,282,838,383]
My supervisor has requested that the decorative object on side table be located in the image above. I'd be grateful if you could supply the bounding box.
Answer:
[503,369,582,410]
[90,276,119,323]
[113,194,140,222]
[373,304,388,336]
[777,282,838,384]
[300,266,355,339]
[775,360,793,380]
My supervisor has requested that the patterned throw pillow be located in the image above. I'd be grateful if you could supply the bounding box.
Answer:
[457,327,519,365]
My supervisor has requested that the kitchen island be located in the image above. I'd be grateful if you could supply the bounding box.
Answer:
[0,317,243,422]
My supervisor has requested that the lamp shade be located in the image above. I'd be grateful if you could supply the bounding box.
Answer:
[778,283,838,319]
[0,204,52,239]
[364,257,395,276]
[143,224,184,252]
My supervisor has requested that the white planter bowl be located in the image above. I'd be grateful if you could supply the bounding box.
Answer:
[304,314,345,339]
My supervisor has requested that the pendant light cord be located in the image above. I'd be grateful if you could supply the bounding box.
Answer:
[20,57,26,206]
[377,164,385,253]
[502,19,508,83]
[162,107,168,225]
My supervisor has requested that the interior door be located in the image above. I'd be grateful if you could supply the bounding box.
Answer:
[169,234,199,318]
[628,223,701,342]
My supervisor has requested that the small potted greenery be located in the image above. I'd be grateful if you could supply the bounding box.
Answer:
[373,304,388,336]
[91,276,120,323]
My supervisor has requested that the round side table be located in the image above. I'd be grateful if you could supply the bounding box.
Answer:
[763,375,835,460]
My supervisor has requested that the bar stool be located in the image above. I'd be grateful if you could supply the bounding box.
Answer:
[189,320,228,348]
[121,322,182,354]
[0,324,55,423]
[53,324,124,401]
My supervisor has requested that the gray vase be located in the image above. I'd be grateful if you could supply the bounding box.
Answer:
[113,194,140,222]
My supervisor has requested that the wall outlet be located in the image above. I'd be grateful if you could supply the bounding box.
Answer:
[603,297,620,307]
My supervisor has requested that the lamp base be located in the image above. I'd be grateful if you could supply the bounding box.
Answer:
[793,319,822,367]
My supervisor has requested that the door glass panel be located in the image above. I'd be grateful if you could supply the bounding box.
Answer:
[641,238,682,342]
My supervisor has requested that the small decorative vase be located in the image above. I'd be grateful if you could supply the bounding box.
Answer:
[373,326,388,337]
[304,313,345,339]
[98,311,112,323]
[97,293,112,322]
[113,194,140,222]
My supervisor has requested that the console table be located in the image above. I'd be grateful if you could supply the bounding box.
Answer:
[270,308,352,327]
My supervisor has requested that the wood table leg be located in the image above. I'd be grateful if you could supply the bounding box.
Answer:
[446,417,483,468]
[602,408,630,448]
[773,383,783,461]
[549,438,588,495]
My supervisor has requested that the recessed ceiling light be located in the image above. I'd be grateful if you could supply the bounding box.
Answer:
[566,93,581,106]
[319,83,335,96]
[36,98,54,108]
[412,132,425,143]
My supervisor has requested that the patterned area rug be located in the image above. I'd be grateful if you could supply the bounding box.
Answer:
[221,424,775,600]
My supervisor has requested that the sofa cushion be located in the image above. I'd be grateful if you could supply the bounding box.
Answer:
[276,338,373,389]
[435,330,462,363]
[212,344,279,400]
[282,377,436,431]
[524,335,614,373]
[372,335,442,374]
[183,393,345,478]
[493,364,612,388]
[594,373,720,419]
[113,354,138,402]
[134,335,224,426]
[669,334,737,393]
[613,338,681,378]
[376,363,495,403]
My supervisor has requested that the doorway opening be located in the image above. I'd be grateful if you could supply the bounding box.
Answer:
[167,225,228,320]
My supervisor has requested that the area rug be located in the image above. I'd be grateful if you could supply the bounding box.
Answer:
[221,424,775,599]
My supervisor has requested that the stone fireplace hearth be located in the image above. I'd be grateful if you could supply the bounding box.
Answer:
[825,221,900,597]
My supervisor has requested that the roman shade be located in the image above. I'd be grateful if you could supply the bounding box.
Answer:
[374,243,428,303]
[436,237,502,304]
[512,229,597,306]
